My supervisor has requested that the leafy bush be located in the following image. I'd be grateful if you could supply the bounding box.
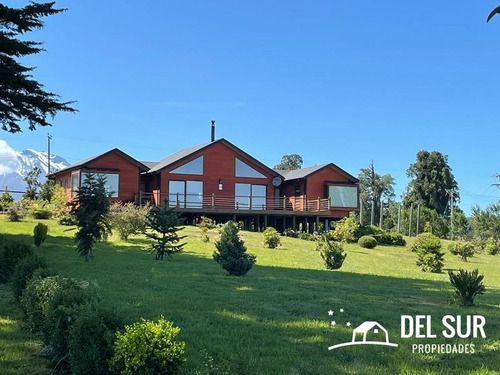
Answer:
[11,254,47,301]
[414,233,444,273]
[448,269,485,306]
[386,232,406,246]
[33,222,48,247]
[356,225,406,246]
[32,208,52,219]
[57,210,77,226]
[213,221,256,276]
[0,191,14,211]
[298,232,315,241]
[484,237,499,255]
[331,217,359,243]
[317,235,346,270]
[358,235,377,249]
[448,242,475,261]
[200,226,210,242]
[68,306,122,375]
[43,280,99,369]
[0,237,33,283]
[111,317,186,375]
[198,215,216,229]
[109,202,151,241]
[282,228,298,238]
[263,227,281,249]
[20,275,78,333]
[7,203,25,222]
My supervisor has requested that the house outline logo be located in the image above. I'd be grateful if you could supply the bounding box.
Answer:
[328,321,399,350]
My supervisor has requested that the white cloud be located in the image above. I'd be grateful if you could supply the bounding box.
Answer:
[0,139,21,176]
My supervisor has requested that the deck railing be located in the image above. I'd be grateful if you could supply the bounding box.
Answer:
[135,192,331,213]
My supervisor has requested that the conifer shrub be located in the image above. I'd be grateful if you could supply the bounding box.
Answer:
[68,306,122,375]
[33,222,48,246]
[448,242,475,261]
[414,233,444,273]
[198,215,216,229]
[0,238,33,282]
[358,235,377,249]
[317,234,346,270]
[484,237,499,255]
[263,227,281,248]
[448,269,485,306]
[7,203,25,222]
[146,205,185,260]
[200,226,210,242]
[111,317,186,375]
[213,221,256,276]
[0,191,14,211]
[298,232,315,241]
[109,202,151,241]
[11,254,47,301]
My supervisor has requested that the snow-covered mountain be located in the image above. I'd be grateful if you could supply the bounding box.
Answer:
[0,140,70,195]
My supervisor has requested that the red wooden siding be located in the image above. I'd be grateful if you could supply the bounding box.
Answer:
[160,141,275,200]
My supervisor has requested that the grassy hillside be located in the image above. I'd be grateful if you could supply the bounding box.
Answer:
[1,216,499,375]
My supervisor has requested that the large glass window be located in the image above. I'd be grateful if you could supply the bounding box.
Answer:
[170,156,203,175]
[328,185,358,208]
[169,180,203,208]
[81,173,120,198]
[235,158,265,178]
[235,183,266,210]
[71,172,80,198]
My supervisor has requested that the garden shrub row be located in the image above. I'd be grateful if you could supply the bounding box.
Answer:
[0,233,186,375]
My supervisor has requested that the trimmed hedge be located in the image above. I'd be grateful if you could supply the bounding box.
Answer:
[358,235,377,249]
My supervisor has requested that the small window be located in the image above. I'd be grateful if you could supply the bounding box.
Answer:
[170,156,203,175]
[235,158,265,178]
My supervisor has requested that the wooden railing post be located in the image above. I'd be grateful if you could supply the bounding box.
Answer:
[283,196,286,210]
[176,192,179,208]
[249,195,253,210]
[211,193,215,208]
[317,197,320,212]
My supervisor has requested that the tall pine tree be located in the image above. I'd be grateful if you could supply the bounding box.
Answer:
[0,2,76,133]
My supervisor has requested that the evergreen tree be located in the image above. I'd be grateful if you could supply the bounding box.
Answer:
[23,167,42,200]
[72,173,111,261]
[0,2,76,133]
[145,205,185,260]
[404,150,458,216]
[213,221,256,276]
[39,179,55,202]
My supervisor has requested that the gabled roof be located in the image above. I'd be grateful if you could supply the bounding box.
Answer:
[147,138,283,178]
[48,148,150,177]
[275,163,358,183]
[353,321,386,333]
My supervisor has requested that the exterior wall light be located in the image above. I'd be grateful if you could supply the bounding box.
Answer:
[218,179,223,191]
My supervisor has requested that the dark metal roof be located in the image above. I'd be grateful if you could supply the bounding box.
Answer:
[48,148,150,177]
[274,163,358,183]
[147,141,212,173]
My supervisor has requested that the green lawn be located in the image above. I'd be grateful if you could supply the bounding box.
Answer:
[1,216,499,375]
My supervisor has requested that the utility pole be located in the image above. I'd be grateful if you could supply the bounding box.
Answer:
[379,199,383,228]
[409,203,414,236]
[371,199,375,226]
[445,188,456,239]
[397,203,401,233]
[492,174,500,199]
[416,204,420,236]
[47,133,52,177]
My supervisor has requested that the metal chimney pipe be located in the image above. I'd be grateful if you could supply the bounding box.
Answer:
[211,120,215,142]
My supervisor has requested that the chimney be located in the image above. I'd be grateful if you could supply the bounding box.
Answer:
[211,120,215,142]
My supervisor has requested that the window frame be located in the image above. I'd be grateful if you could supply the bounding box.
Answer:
[326,183,359,209]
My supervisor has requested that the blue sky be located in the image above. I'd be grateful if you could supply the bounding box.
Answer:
[1,0,500,213]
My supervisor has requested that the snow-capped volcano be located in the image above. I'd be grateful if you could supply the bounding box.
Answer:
[0,139,70,195]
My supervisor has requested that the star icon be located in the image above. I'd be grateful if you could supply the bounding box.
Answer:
[331,321,336,326]
[346,322,351,327]
[328,310,334,316]
[340,308,344,313]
